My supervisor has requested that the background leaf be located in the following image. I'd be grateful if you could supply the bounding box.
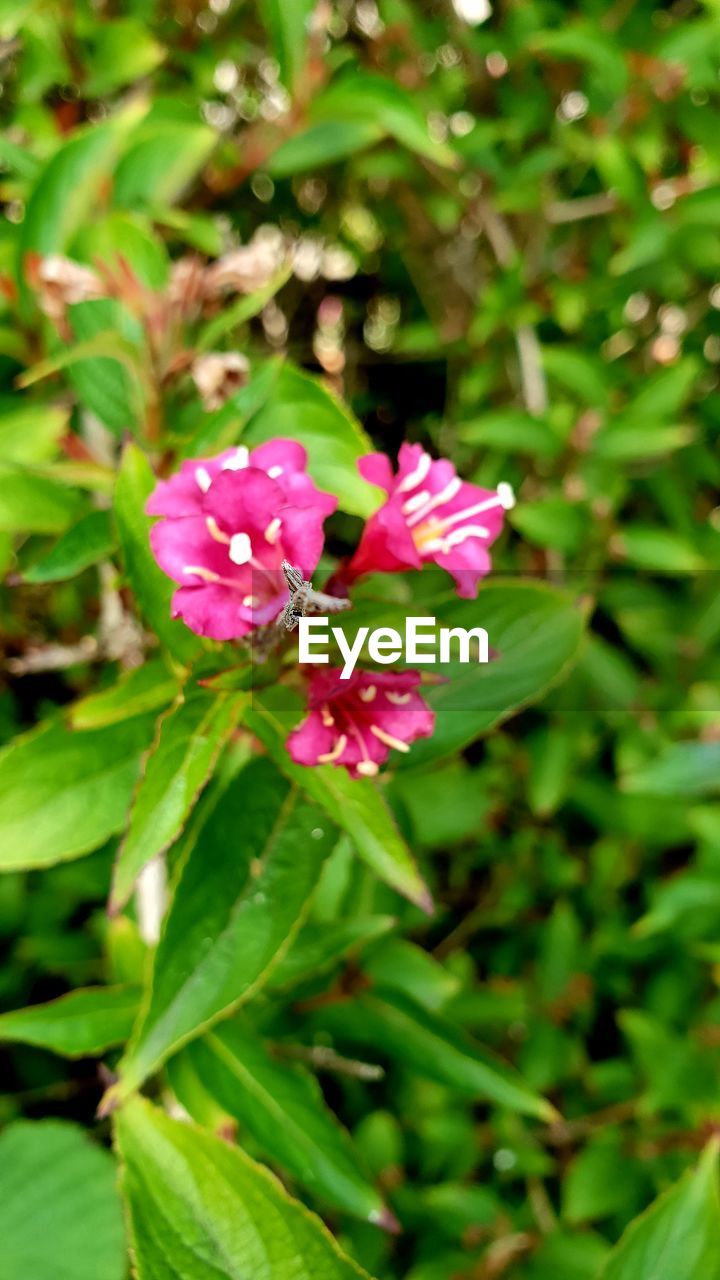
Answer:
[111,758,336,1101]
[0,1120,126,1280]
[116,1096,372,1279]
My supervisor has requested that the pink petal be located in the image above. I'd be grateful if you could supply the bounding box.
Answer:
[433,540,492,599]
[278,505,327,578]
[251,438,308,476]
[150,516,242,586]
[203,467,283,538]
[346,499,422,580]
[287,711,336,766]
[171,584,254,641]
[358,453,395,494]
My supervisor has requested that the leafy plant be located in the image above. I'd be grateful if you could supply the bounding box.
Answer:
[1,0,719,1277]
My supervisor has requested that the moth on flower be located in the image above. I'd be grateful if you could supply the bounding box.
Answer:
[146,440,336,641]
[345,443,515,599]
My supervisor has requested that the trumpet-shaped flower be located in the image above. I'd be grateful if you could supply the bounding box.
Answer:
[346,444,514,599]
[287,668,434,778]
[147,441,336,640]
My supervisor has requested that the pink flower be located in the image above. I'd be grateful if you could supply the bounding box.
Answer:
[346,444,515,599]
[287,669,435,778]
[147,441,337,640]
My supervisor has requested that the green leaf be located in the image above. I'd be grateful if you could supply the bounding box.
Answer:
[403,580,588,766]
[268,121,385,177]
[113,120,216,209]
[0,401,67,463]
[243,363,381,517]
[114,443,202,665]
[197,264,293,351]
[81,19,165,97]
[0,714,156,871]
[0,985,139,1057]
[23,508,114,582]
[0,464,85,534]
[170,1021,392,1226]
[108,758,336,1102]
[622,742,720,797]
[312,72,459,169]
[361,938,459,1012]
[258,0,314,90]
[325,990,556,1122]
[70,659,178,729]
[18,122,122,271]
[268,914,396,992]
[115,1096,373,1279]
[0,1119,126,1280]
[599,1141,720,1280]
[562,1133,646,1225]
[618,526,707,572]
[64,299,146,434]
[110,685,246,910]
[246,687,433,913]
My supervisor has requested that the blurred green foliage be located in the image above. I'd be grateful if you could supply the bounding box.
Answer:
[1,0,720,1277]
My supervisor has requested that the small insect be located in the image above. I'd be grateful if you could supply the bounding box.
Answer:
[278,560,351,631]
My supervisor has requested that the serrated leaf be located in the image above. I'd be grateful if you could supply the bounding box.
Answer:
[169,1021,391,1225]
[108,758,336,1102]
[23,508,114,583]
[0,985,139,1057]
[115,1096,372,1279]
[111,685,246,910]
[115,443,202,665]
[69,659,178,729]
[0,714,156,871]
[0,1120,126,1280]
[599,1141,720,1280]
[246,687,433,913]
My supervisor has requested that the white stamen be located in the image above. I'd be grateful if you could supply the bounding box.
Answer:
[195,466,212,493]
[318,733,348,764]
[386,691,412,704]
[497,481,515,510]
[402,489,431,515]
[242,595,259,607]
[229,532,252,565]
[264,517,282,544]
[222,446,249,471]
[358,685,377,702]
[356,760,379,777]
[437,492,509,533]
[370,725,411,753]
[183,564,221,582]
[397,450,432,494]
[267,465,283,478]
[321,704,335,727]
[406,477,462,528]
[206,515,230,544]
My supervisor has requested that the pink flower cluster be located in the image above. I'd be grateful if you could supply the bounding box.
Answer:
[147,439,513,775]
